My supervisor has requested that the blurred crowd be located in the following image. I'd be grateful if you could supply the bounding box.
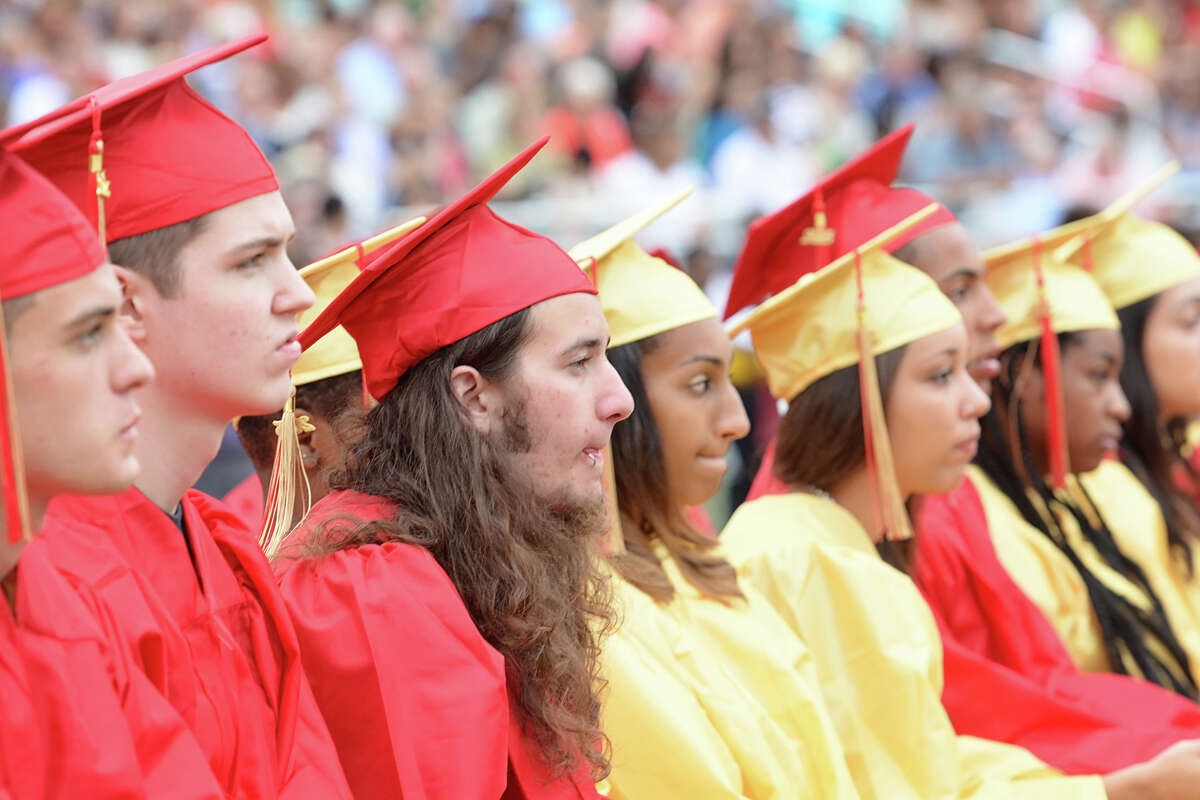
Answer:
[3,0,1200,293]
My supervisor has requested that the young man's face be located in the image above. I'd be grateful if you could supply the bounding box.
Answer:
[495,292,634,506]
[9,262,154,503]
[130,191,314,421]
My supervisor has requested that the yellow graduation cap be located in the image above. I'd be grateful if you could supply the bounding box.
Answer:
[730,204,959,541]
[259,214,425,559]
[983,231,1117,489]
[568,187,714,349]
[568,189,714,555]
[985,240,1119,351]
[1048,163,1199,310]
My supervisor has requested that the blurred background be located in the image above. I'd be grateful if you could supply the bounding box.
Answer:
[5,0,1199,519]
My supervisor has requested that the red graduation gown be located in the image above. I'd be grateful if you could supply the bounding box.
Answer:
[223,473,265,533]
[1,572,42,800]
[749,437,1200,773]
[914,478,1200,773]
[41,488,351,799]
[3,538,224,799]
[276,490,604,799]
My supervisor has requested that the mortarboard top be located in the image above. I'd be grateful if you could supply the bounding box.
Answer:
[1048,162,1200,311]
[0,35,276,244]
[298,137,597,402]
[292,216,427,388]
[568,187,714,350]
[723,123,956,320]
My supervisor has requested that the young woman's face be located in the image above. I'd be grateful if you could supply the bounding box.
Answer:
[885,324,990,496]
[1023,328,1130,475]
[1142,276,1200,422]
[640,317,750,508]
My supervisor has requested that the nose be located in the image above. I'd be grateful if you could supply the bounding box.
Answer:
[976,282,1007,336]
[1109,381,1132,423]
[718,382,751,442]
[599,359,634,424]
[962,372,991,419]
[113,325,154,394]
[275,260,316,317]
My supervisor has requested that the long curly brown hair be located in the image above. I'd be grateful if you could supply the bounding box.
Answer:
[299,307,615,780]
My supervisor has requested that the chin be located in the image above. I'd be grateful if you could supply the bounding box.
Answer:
[680,477,722,509]
[916,466,968,497]
[241,380,295,417]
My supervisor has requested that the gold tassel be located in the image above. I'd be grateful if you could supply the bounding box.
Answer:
[258,389,315,559]
[88,98,111,245]
[854,250,913,542]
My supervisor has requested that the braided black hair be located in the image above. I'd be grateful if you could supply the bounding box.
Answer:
[975,332,1199,699]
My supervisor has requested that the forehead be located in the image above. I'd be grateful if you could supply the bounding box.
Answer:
[908,223,984,283]
[901,323,967,365]
[1073,327,1123,356]
[524,292,608,346]
[9,262,122,338]
[1155,275,1200,311]
[642,316,729,367]
[186,190,294,254]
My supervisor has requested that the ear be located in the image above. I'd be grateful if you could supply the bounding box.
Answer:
[112,264,152,343]
[295,406,320,469]
[450,365,502,435]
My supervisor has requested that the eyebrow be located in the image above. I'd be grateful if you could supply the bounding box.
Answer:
[678,354,724,368]
[224,232,295,258]
[560,336,605,357]
[937,268,977,284]
[64,304,116,330]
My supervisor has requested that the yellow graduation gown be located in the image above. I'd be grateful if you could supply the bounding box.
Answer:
[1081,458,1200,679]
[597,566,829,799]
[721,492,1107,800]
[648,540,860,799]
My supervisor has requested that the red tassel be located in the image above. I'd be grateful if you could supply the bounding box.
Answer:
[1032,237,1068,488]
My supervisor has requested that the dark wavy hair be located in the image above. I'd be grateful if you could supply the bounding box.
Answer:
[773,347,913,571]
[298,308,615,779]
[1117,297,1200,574]
[974,332,1198,699]
[606,337,743,603]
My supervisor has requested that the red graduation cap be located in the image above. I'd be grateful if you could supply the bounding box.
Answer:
[299,138,597,401]
[0,149,108,542]
[0,149,106,299]
[723,124,956,319]
[0,35,276,244]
